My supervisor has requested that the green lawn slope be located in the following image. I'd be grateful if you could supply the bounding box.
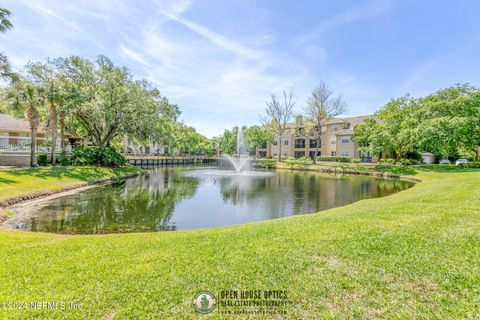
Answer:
[0,166,479,319]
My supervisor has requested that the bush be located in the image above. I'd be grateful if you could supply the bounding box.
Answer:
[351,158,362,163]
[59,152,70,166]
[379,158,395,164]
[71,146,127,167]
[316,156,351,163]
[284,156,313,169]
[458,161,480,168]
[257,158,277,169]
[397,158,418,166]
[37,154,48,166]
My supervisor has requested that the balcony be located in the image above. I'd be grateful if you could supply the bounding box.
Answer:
[0,144,72,153]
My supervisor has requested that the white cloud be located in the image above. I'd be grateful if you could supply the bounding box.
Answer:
[299,0,392,43]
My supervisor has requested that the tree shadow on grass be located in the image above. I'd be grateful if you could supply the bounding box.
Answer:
[0,177,17,184]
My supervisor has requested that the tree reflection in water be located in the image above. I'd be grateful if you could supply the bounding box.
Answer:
[9,166,413,234]
[24,167,200,234]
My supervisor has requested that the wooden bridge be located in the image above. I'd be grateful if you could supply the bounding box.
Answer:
[126,155,218,166]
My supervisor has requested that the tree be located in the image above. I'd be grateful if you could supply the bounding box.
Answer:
[27,60,62,165]
[260,89,295,161]
[244,125,273,156]
[352,118,387,159]
[8,81,45,166]
[0,7,13,32]
[376,96,419,160]
[303,82,347,163]
[219,127,238,155]
[416,85,480,160]
[58,56,176,148]
[0,7,16,82]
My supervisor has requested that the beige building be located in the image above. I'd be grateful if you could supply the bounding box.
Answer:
[256,115,374,161]
[0,113,81,165]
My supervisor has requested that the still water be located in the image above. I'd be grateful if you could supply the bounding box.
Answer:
[7,166,413,234]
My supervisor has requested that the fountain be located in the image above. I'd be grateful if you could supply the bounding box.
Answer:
[129,145,142,156]
[197,127,272,177]
[224,127,251,172]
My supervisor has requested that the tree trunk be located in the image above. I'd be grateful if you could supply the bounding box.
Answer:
[314,141,320,165]
[59,103,65,154]
[28,105,38,167]
[50,101,57,165]
[278,137,282,162]
[475,146,480,161]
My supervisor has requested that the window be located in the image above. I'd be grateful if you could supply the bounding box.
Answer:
[341,151,350,157]
[260,142,267,149]
[0,131,8,146]
[284,140,289,146]
[273,141,278,146]
[294,139,305,148]
[331,151,336,156]
[341,136,350,144]
[294,151,305,159]
[331,140,336,144]
[342,122,351,129]
[309,139,318,148]
[283,153,287,157]
[273,153,277,157]
[258,151,266,158]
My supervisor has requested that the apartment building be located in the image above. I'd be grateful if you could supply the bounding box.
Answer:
[0,113,82,165]
[256,115,374,161]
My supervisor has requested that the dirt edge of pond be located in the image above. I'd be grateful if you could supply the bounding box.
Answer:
[0,172,144,222]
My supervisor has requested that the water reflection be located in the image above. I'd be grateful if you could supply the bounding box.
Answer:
[6,166,414,234]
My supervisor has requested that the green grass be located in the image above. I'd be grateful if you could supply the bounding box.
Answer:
[0,166,479,319]
[0,165,143,203]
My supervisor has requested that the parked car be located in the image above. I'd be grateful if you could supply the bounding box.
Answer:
[439,159,451,165]
[455,158,469,166]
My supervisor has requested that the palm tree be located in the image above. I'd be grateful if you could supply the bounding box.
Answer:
[0,7,13,32]
[0,7,15,81]
[9,81,45,167]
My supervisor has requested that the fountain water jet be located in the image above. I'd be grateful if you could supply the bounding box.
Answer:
[223,127,251,172]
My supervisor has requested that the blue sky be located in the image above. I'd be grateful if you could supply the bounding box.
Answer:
[2,0,480,137]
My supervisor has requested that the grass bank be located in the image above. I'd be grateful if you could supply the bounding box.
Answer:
[0,165,143,206]
[0,166,479,319]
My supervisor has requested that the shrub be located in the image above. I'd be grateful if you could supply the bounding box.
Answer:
[297,156,313,167]
[317,156,351,162]
[71,146,127,167]
[379,158,395,164]
[257,158,277,169]
[284,156,312,169]
[37,154,48,166]
[397,158,418,166]
[351,158,362,163]
[458,161,480,168]
[59,152,70,166]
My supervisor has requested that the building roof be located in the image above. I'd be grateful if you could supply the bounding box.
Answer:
[334,115,374,135]
[0,113,79,138]
[0,113,36,133]
[286,115,373,134]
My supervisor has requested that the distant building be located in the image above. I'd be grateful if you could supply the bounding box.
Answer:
[256,115,375,161]
[0,113,82,166]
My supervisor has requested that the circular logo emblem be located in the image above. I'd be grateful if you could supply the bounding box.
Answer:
[192,291,216,314]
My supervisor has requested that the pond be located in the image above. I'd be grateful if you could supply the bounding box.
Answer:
[5,166,414,234]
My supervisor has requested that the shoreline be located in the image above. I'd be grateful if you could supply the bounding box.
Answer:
[0,170,144,223]
[272,164,422,182]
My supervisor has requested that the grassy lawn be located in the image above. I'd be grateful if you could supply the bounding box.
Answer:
[0,166,143,204]
[0,165,479,319]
